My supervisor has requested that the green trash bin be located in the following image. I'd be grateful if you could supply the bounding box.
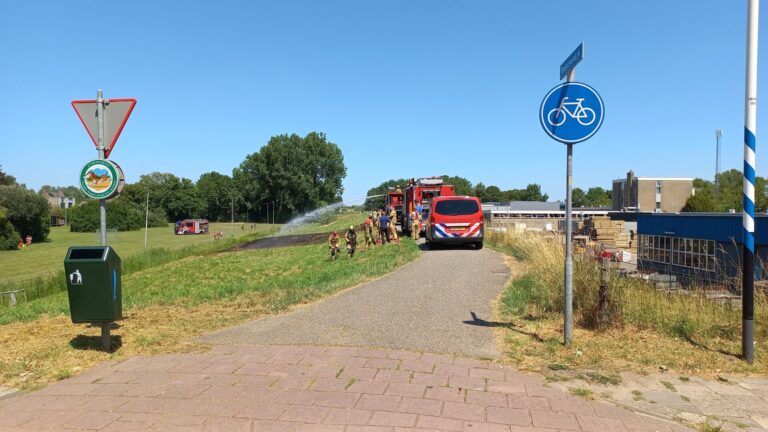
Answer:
[64,246,122,323]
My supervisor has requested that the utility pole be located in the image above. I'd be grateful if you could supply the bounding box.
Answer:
[144,189,149,250]
[742,0,759,364]
[715,129,722,196]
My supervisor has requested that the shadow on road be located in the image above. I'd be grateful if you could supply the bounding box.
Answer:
[463,312,545,343]
[418,243,478,252]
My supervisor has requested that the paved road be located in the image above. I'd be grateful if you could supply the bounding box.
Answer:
[202,244,511,358]
[0,345,692,432]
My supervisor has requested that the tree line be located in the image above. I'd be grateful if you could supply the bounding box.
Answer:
[0,132,346,248]
[683,169,768,212]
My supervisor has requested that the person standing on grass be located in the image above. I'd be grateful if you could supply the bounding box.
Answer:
[345,226,357,258]
[389,207,398,243]
[379,211,390,244]
[372,212,380,244]
[363,215,375,250]
[328,231,340,260]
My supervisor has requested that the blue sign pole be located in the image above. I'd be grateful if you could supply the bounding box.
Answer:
[742,0,759,365]
[541,43,605,347]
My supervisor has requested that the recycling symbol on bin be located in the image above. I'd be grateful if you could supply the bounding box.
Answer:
[69,269,83,285]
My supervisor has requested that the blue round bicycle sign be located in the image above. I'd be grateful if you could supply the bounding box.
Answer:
[539,82,604,144]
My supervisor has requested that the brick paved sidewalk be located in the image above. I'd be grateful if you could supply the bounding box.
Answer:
[0,345,692,432]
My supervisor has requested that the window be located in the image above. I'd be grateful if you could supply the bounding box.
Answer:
[656,181,662,194]
[433,199,479,216]
[638,234,716,271]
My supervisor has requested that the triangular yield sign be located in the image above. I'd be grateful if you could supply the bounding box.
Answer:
[72,98,136,158]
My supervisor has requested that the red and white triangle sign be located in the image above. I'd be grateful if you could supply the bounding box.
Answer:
[72,98,136,158]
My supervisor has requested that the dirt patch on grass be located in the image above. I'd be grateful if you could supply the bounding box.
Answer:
[232,233,330,250]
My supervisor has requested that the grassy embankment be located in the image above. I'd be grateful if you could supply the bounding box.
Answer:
[0,223,275,304]
[488,230,768,377]
[0,233,420,389]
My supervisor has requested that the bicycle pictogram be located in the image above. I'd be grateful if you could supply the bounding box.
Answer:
[546,97,596,127]
[540,82,604,144]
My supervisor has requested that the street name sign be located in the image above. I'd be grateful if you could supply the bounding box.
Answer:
[539,82,604,144]
[560,43,584,80]
[72,98,136,158]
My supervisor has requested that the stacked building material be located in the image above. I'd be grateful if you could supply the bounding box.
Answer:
[585,216,631,249]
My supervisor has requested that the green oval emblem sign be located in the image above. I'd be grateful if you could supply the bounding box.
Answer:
[80,159,120,199]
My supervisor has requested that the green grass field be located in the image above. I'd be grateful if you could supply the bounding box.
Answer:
[0,223,275,283]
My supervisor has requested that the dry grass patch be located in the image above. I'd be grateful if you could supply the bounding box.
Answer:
[489,230,767,378]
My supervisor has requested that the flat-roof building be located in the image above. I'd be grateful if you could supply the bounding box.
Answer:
[637,213,768,290]
[612,170,693,213]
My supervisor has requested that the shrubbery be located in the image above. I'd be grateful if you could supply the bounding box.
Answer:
[69,199,167,232]
[0,207,19,250]
[0,185,50,242]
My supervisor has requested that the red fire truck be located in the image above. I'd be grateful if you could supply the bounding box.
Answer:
[174,219,210,235]
[385,190,404,226]
[401,177,455,236]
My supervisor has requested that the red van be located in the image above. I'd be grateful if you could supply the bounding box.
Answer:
[425,196,484,249]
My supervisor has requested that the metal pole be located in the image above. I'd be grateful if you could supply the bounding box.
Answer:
[96,90,111,351]
[564,143,574,346]
[144,189,149,250]
[101,322,111,351]
[96,90,106,247]
[563,68,575,346]
[743,0,759,364]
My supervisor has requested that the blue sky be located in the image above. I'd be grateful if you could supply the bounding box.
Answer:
[1,1,767,204]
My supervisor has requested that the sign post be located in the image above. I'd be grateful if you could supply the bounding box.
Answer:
[72,90,135,351]
[742,0,759,364]
[540,43,604,346]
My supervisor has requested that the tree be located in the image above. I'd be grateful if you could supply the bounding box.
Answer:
[68,199,165,232]
[682,186,718,212]
[236,132,346,221]
[0,166,16,186]
[0,207,19,250]
[0,185,50,241]
[442,175,473,196]
[502,184,548,202]
[572,188,587,207]
[197,172,240,221]
[483,186,504,202]
[130,172,203,221]
[473,182,487,201]
[584,187,611,207]
[683,170,768,213]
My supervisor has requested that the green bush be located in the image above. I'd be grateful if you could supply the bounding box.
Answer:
[0,185,50,242]
[69,199,166,232]
[0,207,19,250]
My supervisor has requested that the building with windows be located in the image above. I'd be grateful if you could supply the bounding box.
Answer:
[42,191,76,210]
[637,213,768,289]
[612,170,693,212]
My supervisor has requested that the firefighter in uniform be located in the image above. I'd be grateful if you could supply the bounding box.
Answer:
[345,226,357,258]
[373,210,383,244]
[363,215,375,250]
[389,207,398,242]
[410,210,420,240]
[328,231,340,260]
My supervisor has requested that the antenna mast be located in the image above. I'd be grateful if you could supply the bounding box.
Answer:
[715,129,722,196]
